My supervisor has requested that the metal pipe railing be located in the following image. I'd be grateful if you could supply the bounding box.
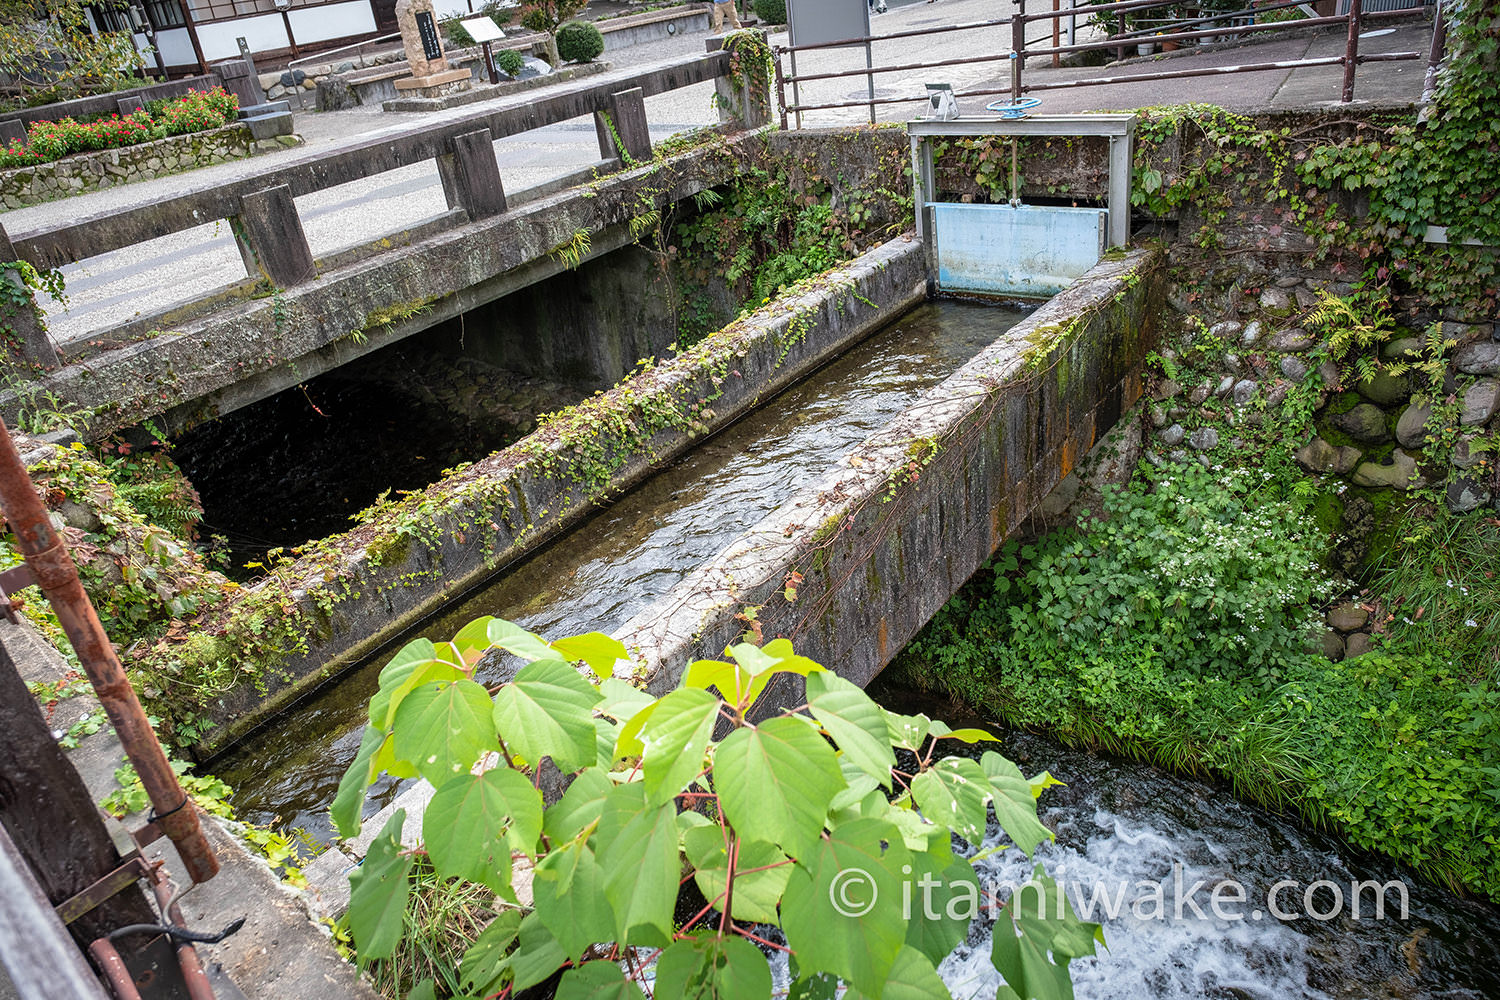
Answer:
[776,0,1433,121]
[0,419,218,886]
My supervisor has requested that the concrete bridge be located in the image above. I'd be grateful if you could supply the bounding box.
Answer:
[0,42,770,439]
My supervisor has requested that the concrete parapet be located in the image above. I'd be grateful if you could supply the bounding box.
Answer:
[182,235,928,756]
[615,248,1166,700]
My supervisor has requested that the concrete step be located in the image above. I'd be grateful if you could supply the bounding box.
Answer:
[237,100,292,119]
[240,111,294,140]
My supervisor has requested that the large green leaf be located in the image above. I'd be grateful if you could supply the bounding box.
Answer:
[884,711,933,752]
[543,766,612,844]
[556,961,647,1000]
[927,719,1001,745]
[369,652,465,730]
[991,866,1102,1000]
[487,618,558,662]
[331,724,383,840]
[639,687,720,805]
[423,768,542,891]
[451,615,496,662]
[392,678,499,785]
[903,852,979,966]
[406,980,436,1000]
[910,757,991,845]
[781,817,912,995]
[345,810,413,963]
[806,671,896,789]
[715,716,844,859]
[492,659,601,771]
[843,946,952,1000]
[597,677,654,721]
[653,934,772,1000]
[507,911,569,992]
[596,782,679,946]
[980,752,1055,857]
[458,910,521,997]
[551,632,630,677]
[683,828,791,925]
[532,837,618,961]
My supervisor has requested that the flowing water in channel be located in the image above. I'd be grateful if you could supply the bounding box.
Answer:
[213,292,1500,998]
[865,684,1500,1000]
[217,298,1031,841]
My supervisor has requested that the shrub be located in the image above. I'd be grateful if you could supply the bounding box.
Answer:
[753,0,787,24]
[0,88,239,170]
[495,47,525,77]
[555,20,604,63]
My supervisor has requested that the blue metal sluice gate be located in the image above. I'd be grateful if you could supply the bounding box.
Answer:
[909,113,1136,298]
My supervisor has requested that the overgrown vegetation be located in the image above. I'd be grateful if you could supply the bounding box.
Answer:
[336,623,1100,999]
[673,160,912,342]
[900,460,1500,901]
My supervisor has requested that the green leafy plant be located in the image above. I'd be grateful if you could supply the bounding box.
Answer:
[0,88,239,169]
[554,20,603,64]
[335,622,1100,999]
[519,0,587,64]
[752,0,786,25]
[495,47,525,78]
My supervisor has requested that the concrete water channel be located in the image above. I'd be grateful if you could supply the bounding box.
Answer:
[218,297,1033,842]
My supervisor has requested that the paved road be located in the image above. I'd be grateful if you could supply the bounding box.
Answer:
[2,1,1431,344]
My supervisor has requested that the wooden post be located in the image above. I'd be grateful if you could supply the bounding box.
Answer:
[0,223,60,370]
[0,644,157,947]
[593,88,652,166]
[176,0,209,76]
[0,824,112,1000]
[230,185,317,286]
[436,128,507,220]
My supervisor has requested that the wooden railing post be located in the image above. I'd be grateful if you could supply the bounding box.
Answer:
[707,32,772,130]
[593,88,653,166]
[0,223,59,370]
[230,184,316,287]
[436,128,508,220]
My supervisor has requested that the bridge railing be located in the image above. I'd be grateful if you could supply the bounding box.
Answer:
[0,38,770,367]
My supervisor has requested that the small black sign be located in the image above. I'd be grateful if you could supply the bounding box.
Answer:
[415,10,442,62]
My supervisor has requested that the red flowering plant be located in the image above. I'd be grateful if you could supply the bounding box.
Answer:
[0,87,241,170]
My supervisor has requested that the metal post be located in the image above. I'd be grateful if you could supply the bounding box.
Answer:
[1341,0,1362,102]
[865,38,876,125]
[773,46,790,130]
[1052,0,1060,67]
[789,48,802,128]
[1012,0,1027,102]
[0,420,218,886]
[1419,0,1446,113]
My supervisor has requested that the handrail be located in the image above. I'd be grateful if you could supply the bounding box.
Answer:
[287,30,401,72]
[6,48,734,271]
[775,0,1435,124]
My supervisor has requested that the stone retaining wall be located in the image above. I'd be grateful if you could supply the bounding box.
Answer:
[0,124,302,210]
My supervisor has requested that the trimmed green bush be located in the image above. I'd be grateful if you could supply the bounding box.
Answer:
[495,47,525,78]
[555,20,604,63]
[753,0,787,25]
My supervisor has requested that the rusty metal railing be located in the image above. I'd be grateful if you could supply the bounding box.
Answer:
[773,0,1435,127]
[0,419,219,887]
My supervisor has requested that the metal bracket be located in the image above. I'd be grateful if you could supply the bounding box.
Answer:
[55,854,153,926]
[0,562,36,623]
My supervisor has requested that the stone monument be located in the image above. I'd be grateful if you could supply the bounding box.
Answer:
[393,0,472,99]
